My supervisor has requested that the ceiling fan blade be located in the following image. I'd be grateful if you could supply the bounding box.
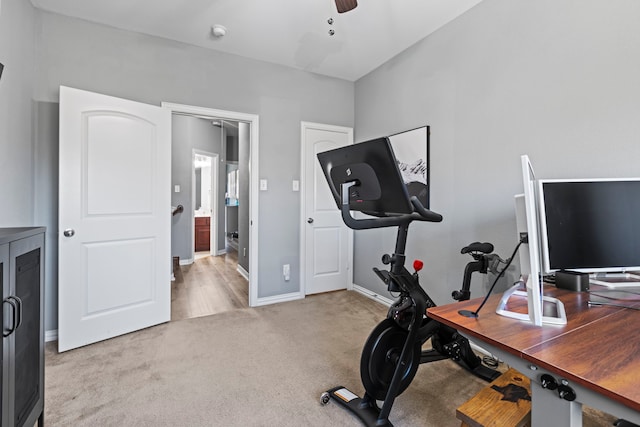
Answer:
[335,0,358,13]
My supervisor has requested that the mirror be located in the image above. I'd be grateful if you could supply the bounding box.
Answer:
[194,154,212,216]
[226,162,239,206]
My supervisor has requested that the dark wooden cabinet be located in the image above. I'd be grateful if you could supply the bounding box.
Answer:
[194,217,210,252]
[1,227,45,427]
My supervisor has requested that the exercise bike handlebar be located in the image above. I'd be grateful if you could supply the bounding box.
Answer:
[340,181,443,230]
[410,197,443,223]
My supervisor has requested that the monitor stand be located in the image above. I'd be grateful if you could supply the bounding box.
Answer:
[590,272,640,289]
[496,282,567,325]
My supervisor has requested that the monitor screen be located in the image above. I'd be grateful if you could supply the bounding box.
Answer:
[518,155,543,325]
[500,155,566,326]
[538,179,640,274]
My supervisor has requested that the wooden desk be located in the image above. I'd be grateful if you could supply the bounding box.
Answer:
[427,286,640,426]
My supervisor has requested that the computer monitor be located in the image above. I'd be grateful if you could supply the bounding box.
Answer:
[316,137,413,216]
[496,155,566,326]
[538,178,640,283]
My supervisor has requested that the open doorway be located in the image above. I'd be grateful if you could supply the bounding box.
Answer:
[193,150,218,260]
[163,102,259,320]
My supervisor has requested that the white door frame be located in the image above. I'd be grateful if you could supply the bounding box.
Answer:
[162,102,260,307]
[299,121,354,296]
[192,149,219,258]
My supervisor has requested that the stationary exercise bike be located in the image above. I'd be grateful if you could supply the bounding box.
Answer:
[316,138,501,427]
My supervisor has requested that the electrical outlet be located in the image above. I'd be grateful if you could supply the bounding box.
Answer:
[283,264,290,281]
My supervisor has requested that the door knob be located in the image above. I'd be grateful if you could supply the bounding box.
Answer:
[307,218,314,224]
[63,229,75,237]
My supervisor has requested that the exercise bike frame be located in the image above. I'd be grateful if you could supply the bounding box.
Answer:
[323,182,499,427]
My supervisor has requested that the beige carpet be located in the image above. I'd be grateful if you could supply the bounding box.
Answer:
[45,291,617,426]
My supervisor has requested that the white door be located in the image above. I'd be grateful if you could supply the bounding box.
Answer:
[58,86,171,352]
[302,122,353,295]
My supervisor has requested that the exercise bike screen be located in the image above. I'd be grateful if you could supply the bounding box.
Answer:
[317,137,413,216]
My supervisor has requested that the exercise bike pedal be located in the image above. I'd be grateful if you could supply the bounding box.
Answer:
[321,386,394,427]
[463,362,501,382]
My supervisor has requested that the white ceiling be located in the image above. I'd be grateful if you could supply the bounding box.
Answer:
[30,0,483,82]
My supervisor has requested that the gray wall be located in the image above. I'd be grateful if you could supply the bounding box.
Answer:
[171,115,225,260]
[226,125,239,162]
[18,0,638,332]
[354,0,640,304]
[238,122,250,272]
[35,101,59,330]
[30,11,353,330]
[0,0,35,225]
[224,121,240,256]
[226,205,238,238]
[0,1,62,330]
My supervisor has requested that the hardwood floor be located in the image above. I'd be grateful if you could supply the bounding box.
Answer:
[171,249,249,321]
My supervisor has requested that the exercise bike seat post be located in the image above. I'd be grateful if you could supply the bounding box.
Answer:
[452,242,495,302]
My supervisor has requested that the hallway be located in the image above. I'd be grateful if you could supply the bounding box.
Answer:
[171,250,249,321]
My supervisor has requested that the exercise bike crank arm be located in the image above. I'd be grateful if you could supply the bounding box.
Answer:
[377,311,422,423]
[416,318,440,342]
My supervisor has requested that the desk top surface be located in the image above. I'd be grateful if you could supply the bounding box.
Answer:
[427,286,640,413]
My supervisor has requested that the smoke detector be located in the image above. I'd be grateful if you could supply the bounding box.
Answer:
[211,25,227,38]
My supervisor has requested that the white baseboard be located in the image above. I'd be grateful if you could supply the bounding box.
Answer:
[45,329,58,342]
[352,284,395,306]
[254,291,303,307]
[237,264,249,281]
[179,258,194,266]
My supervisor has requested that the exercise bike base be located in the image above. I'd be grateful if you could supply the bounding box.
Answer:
[323,386,394,427]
